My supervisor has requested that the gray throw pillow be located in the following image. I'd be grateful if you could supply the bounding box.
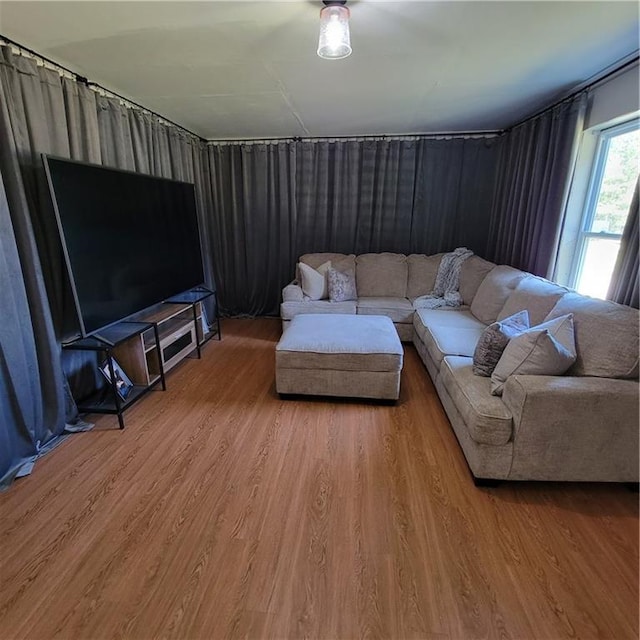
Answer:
[473,310,530,377]
[490,313,577,396]
[327,267,357,302]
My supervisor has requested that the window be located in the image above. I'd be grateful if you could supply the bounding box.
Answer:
[570,120,639,298]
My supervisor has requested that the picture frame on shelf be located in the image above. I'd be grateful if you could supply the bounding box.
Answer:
[99,356,133,400]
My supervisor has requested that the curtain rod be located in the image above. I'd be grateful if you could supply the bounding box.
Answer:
[0,34,206,143]
[207,131,502,145]
[504,53,639,133]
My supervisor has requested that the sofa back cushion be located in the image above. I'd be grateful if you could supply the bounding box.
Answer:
[356,253,408,298]
[459,256,496,305]
[545,293,639,379]
[406,253,443,298]
[299,253,355,280]
[498,275,569,326]
[470,265,527,324]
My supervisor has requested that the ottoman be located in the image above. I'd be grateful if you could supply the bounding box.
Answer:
[275,314,404,400]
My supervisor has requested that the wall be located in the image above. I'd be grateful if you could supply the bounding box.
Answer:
[585,61,640,130]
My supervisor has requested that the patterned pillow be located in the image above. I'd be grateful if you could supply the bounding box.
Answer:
[490,314,577,396]
[473,310,530,377]
[327,268,357,302]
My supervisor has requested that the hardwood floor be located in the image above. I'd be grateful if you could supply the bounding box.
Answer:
[0,318,638,640]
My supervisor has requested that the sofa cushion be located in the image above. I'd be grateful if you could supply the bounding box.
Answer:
[414,307,488,331]
[356,253,408,298]
[357,297,414,323]
[406,253,444,298]
[491,314,577,396]
[328,267,357,302]
[440,356,513,446]
[498,275,569,326]
[473,310,530,377]
[413,309,485,370]
[281,300,356,320]
[459,256,496,305]
[470,265,527,324]
[545,293,639,379]
[298,260,331,300]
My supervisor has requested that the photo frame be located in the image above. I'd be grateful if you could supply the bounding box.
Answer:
[99,357,133,400]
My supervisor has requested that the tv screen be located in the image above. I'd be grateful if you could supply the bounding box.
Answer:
[43,156,205,337]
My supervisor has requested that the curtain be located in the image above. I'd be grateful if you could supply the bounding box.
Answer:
[0,47,216,489]
[208,143,297,316]
[0,47,103,487]
[486,93,587,277]
[608,177,639,308]
[207,137,499,316]
[411,137,499,256]
[295,139,418,256]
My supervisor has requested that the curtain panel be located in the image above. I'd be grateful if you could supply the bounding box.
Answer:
[0,47,215,488]
[486,93,587,277]
[0,47,101,487]
[207,137,499,316]
[608,177,639,308]
[207,143,297,316]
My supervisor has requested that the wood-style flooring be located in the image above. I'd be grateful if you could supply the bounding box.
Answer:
[0,318,638,639]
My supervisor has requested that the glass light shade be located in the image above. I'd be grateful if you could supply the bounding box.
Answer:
[317,5,352,60]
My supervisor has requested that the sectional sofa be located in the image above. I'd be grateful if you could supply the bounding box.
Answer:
[280,252,640,483]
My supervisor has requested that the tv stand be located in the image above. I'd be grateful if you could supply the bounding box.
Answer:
[62,321,166,429]
[64,290,220,429]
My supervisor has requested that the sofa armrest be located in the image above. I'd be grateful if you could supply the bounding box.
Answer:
[502,375,639,481]
[283,282,304,302]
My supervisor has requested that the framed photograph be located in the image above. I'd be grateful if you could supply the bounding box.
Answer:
[99,357,133,400]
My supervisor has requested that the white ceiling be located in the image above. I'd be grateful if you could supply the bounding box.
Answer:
[1,1,638,140]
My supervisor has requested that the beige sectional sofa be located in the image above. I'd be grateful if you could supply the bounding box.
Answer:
[280,252,640,483]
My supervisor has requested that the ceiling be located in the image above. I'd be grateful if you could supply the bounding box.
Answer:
[0,1,638,140]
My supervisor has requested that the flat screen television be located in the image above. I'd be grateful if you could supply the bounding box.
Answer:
[43,155,205,337]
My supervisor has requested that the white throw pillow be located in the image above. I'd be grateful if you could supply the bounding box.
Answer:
[490,313,577,396]
[298,260,331,300]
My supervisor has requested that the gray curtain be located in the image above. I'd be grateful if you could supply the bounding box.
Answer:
[0,47,101,487]
[0,47,216,488]
[608,177,639,308]
[486,93,587,277]
[208,137,499,316]
[295,139,417,255]
[208,143,297,316]
[411,137,498,256]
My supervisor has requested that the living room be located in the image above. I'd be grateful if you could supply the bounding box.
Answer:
[0,2,639,638]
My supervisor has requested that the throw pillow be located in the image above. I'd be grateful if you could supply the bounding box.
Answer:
[490,314,577,396]
[472,310,530,377]
[327,267,357,302]
[298,260,331,300]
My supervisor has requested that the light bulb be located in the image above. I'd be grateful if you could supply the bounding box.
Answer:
[317,4,352,60]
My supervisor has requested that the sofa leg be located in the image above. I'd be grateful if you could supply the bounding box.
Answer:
[472,475,501,488]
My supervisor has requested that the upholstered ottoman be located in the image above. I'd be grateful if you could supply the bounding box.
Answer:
[276,314,403,400]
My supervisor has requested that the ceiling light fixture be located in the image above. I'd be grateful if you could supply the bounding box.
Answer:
[317,0,352,60]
